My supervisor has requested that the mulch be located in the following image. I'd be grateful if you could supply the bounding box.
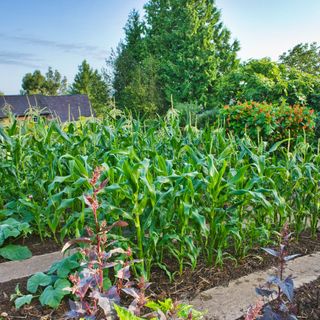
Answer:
[295,276,320,320]
[149,231,320,301]
[0,231,319,319]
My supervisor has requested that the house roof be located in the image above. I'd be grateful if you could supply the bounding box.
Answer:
[0,94,93,122]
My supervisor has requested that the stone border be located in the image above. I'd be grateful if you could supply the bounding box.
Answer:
[0,251,66,283]
[190,252,320,320]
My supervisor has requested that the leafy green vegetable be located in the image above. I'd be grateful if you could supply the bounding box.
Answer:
[14,294,33,309]
[39,279,70,309]
[27,272,52,293]
[0,218,30,246]
[0,244,32,261]
[47,254,80,278]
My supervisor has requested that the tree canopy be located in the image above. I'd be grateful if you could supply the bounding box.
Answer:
[109,10,162,115]
[279,42,320,76]
[214,58,320,109]
[70,60,110,115]
[144,0,239,104]
[109,0,239,115]
[21,68,67,95]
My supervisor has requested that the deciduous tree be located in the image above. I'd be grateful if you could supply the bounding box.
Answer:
[214,58,320,108]
[45,67,67,95]
[21,68,67,95]
[279,42,320,76]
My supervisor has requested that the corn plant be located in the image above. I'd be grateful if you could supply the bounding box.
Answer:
[1,112,320,277]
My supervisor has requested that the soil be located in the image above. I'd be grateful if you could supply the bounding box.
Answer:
[0,277,68,319]
[0,235,62,264]
[295,276,320,319]
[149,231,320,301]
[0,231,319,319]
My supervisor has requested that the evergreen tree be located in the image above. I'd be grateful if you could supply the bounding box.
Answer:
[110,10,146,98]
[110,1,239,114]
[70,60,110,116]
[109,10,164,115]
[70,60,93,95]
[144,0,240,106]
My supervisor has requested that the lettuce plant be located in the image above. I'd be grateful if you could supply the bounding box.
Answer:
[115,298,204,320]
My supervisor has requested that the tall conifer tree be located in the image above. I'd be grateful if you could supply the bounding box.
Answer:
[71,60,110,115]
[109,10,164,115]
[110,1,239,113]
[144,0,239,105]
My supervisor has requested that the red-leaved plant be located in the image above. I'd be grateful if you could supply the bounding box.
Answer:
[63,167,146,319]
[63,167,203,320]
[245,223,299,320]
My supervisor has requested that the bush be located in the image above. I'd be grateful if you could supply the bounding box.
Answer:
[221,102,315,141]
[211,58,320,109]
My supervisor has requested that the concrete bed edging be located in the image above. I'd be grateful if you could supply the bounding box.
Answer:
[0,251,67,283]
[190,252,320,320]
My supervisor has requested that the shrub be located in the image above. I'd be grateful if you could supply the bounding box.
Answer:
[221,102,315,141]
[212,58,320,108]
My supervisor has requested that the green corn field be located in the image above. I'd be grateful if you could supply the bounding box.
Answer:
[0,112,319,278]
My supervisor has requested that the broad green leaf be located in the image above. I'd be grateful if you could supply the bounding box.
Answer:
[54,278,71,290]
[38,278,70,309]
[27,272,52,293]
[103,277,112,291]
[48,175,72,192]
[57,198,75,210]
[0,245,32,261]
[39,286,63,309]
[105,183,121,191]
[15,294,33,309]
[0,218,30,246]
[48,254,80,278]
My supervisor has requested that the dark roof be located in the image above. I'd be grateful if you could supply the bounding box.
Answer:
[0,94,93,122]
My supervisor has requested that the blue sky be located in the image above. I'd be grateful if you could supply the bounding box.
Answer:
[1,0,320,94]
